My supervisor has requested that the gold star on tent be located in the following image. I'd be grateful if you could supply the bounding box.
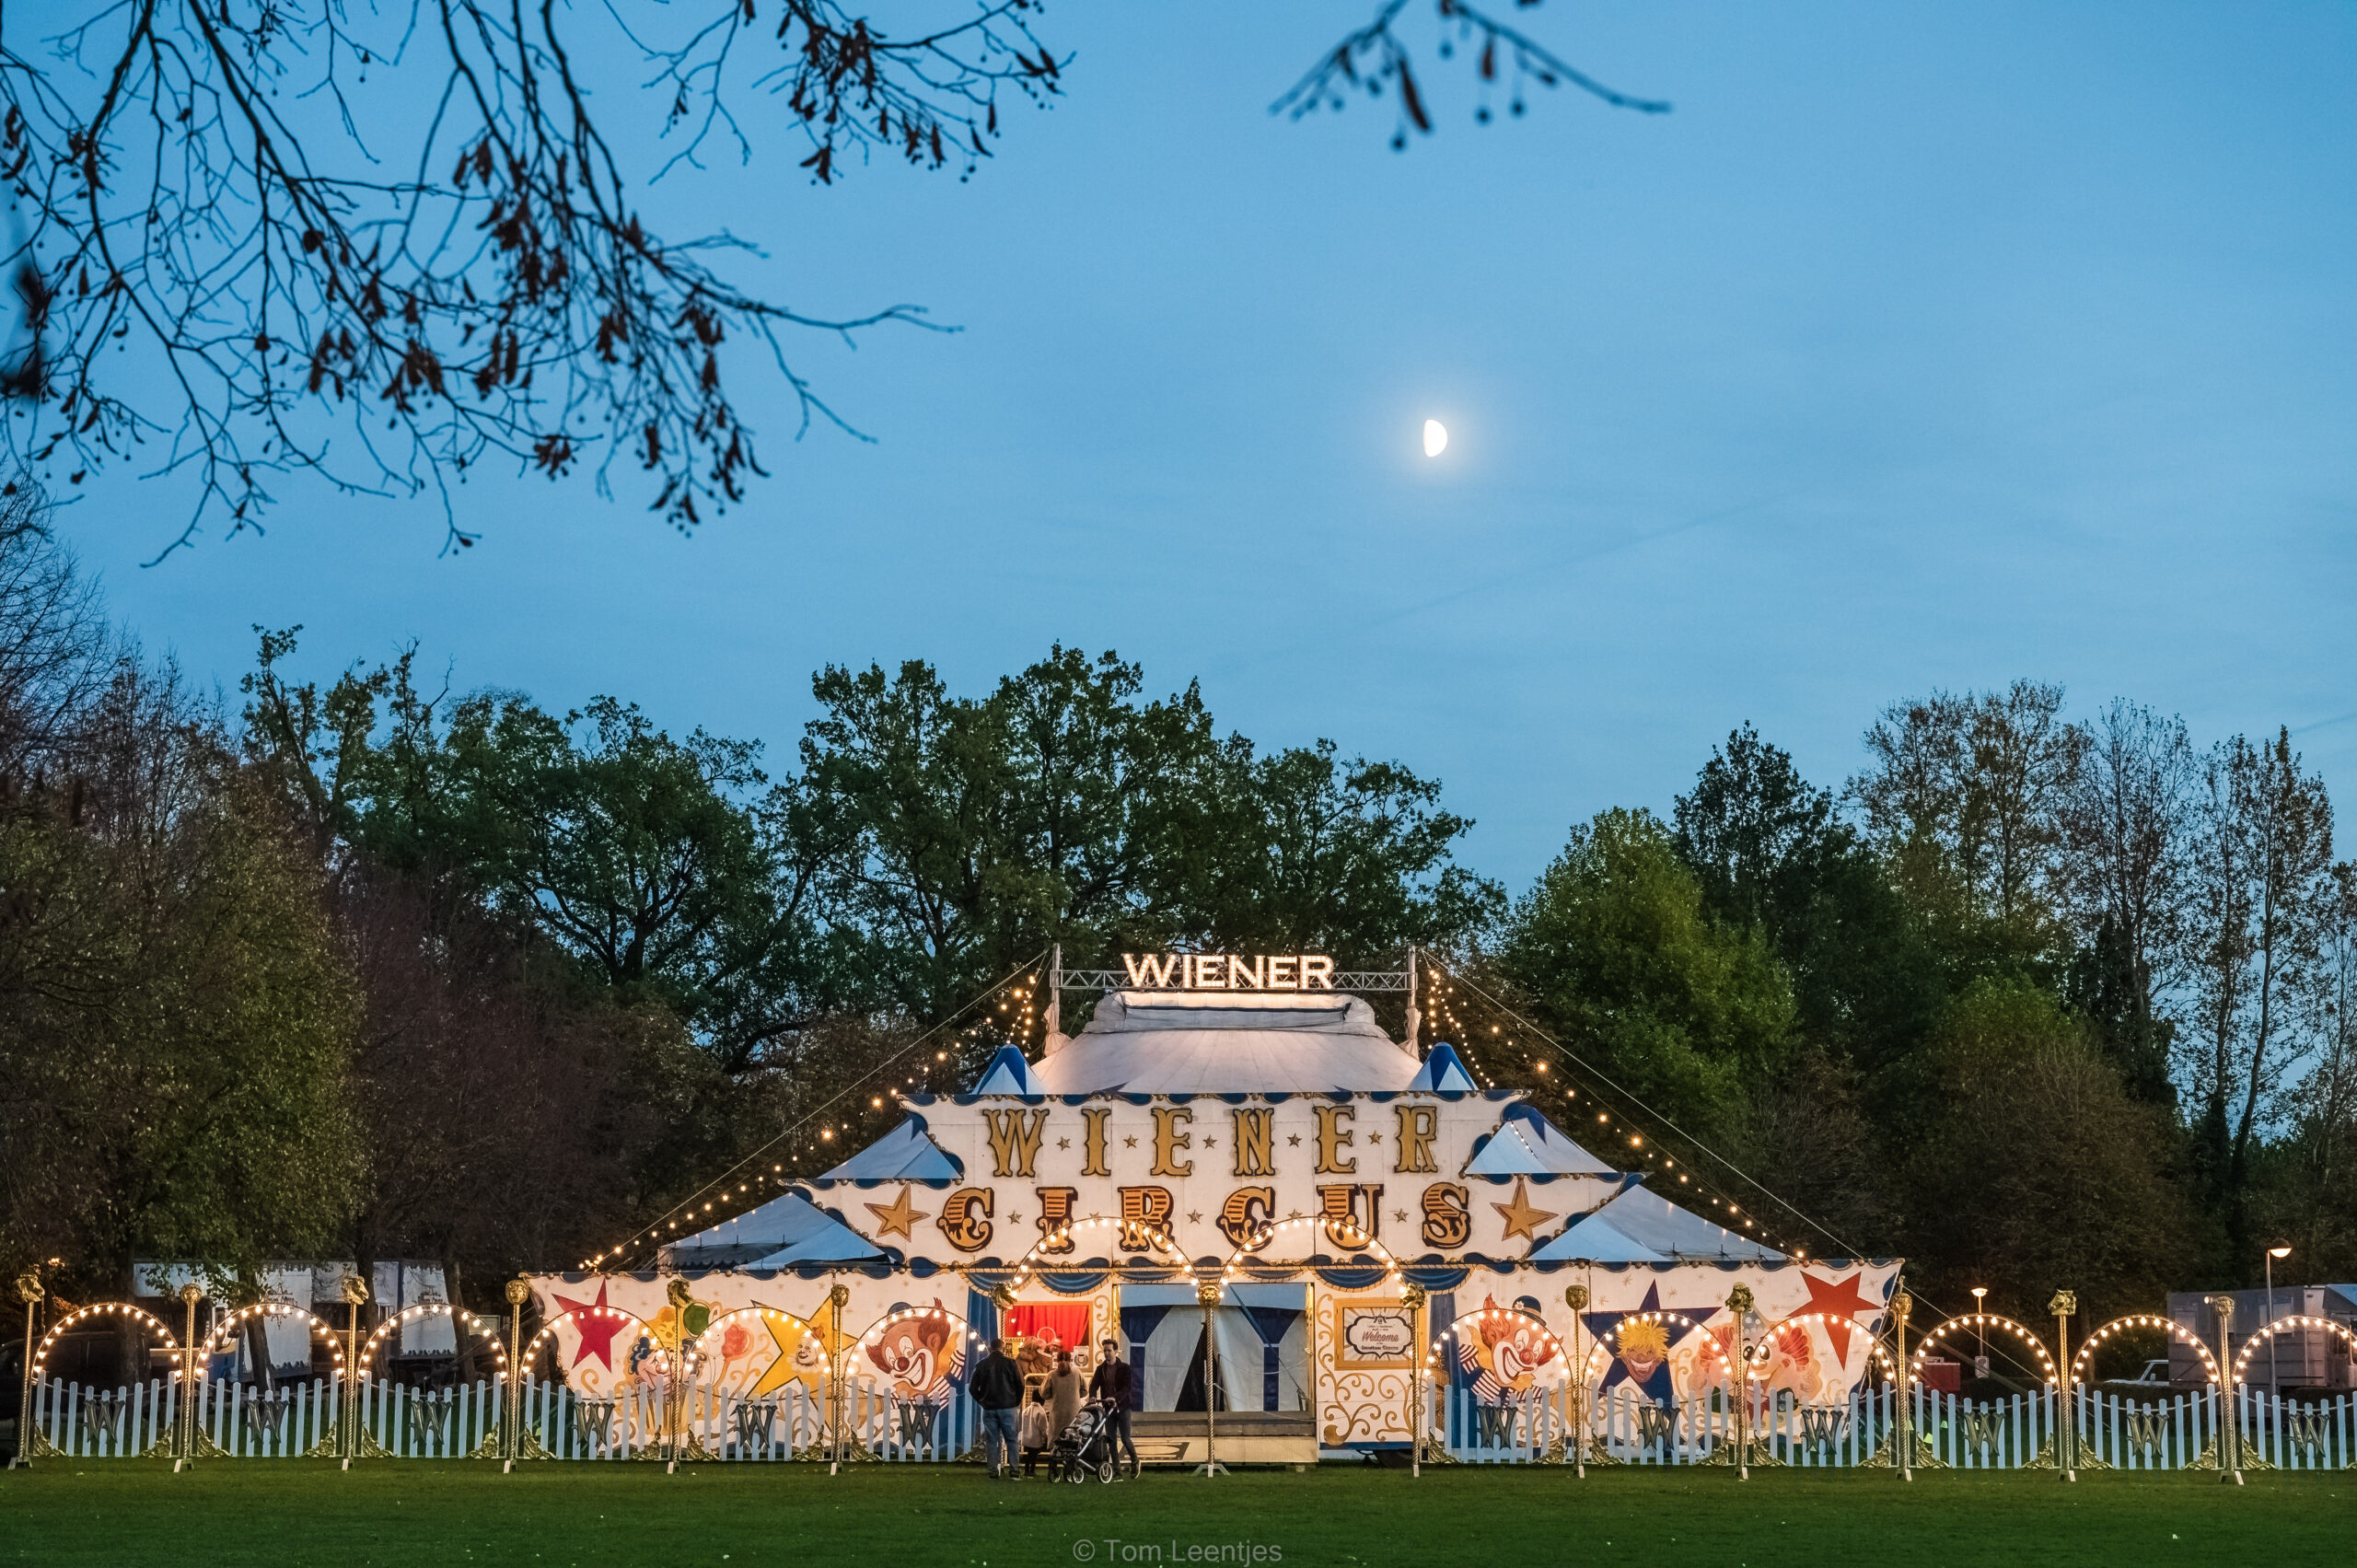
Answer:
[865,1185,928,1239]
[1186,1212,1202,1225]
[1492,1177,1560,1245]
[1286,1134,1303,1146]
[1056,1138,1071,1150]
[749,1297,853,1399]
[1122,1135,1138,1148]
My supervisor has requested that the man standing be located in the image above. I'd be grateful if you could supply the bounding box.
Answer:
[971,1337,1026,1478]
[1086,1336,1140,1479]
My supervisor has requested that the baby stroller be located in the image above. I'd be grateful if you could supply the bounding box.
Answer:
[1053,1398,1121,1483]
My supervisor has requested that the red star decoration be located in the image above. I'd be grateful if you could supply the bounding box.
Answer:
[553,1280,628,1372]
[1797,1271,1880,1367]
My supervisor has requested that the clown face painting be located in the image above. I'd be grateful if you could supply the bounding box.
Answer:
[862,1301,966,1410]
[1453,1296,1562,1409]
[1609,1318,1677,1408]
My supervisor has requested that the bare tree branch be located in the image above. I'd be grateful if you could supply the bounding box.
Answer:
[1274,0,1670,149]
[0,1,1663,554]
[0,0,1062,552]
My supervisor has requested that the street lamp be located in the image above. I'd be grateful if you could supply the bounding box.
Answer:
[2265,1246,2291,1396]
[1970,1288,1989,1381]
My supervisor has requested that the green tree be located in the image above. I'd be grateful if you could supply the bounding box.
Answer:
[0,676,360,1290]
[1673,724,1949,1082]
[1899,980,2193,1324]
[1500,807,1795,1141]
[2183,728,2337,1256]
[800,646,1500,1022]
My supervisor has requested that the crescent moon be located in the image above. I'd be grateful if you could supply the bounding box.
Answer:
[1422,419,1448,458]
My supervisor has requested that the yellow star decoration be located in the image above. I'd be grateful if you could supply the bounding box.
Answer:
[1492,1177,1560,1244]
[747,1309,817,1398]
[865,1184,928,1239]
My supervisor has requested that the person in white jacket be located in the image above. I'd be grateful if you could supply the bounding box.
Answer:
[1018,1385,1054,1477]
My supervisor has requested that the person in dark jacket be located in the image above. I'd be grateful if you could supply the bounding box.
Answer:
[970,1338,1026,1478]
[1086,1337,1139,1478]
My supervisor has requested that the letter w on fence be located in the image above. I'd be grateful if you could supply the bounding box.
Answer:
[78,1393,127,1444]
[245,1391,293,1445]
[2124,1409,2167,1462]
[1473,1404,1516,1448]
[2286,1409,2329,1464]
[1961,1409,2001,1460]
[1635,1404,1675,1448]
[731,1400,774,1451]
[575,1398,617,1453]
[1798,1406,1844,1456]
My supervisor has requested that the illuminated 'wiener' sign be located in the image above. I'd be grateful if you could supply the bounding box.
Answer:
[1120,953,1335,991]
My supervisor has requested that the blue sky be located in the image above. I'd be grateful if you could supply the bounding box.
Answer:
[57,2,2357,886]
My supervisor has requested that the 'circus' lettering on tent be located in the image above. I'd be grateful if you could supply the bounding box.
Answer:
[1034,1186,1077,1253]
[935,1187,993,1252]
[1318,1183,1384,1249]
[1421,1181,1471,1249]
[1219,1186,1276,1249]
[1118,1184,1174,1249]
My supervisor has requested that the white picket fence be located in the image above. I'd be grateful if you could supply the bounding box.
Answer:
[2231,1385,2357,1469]
[512,1374,974,1461]
[27,1377,180,1458]
[1437,1381,2356,1469]
[30,1375,500,1459]
[2066,1387,2214,1469]
[352,1376,504,1458]
[34,1369,2347,1469]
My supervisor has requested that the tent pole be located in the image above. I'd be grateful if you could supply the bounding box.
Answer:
[1892,1283,1912,1482]
[1194,1282,1225,1477]
[1567,1283,1589,1479]
[1403,947,1421,1056]
[2049,1292,2075,1481]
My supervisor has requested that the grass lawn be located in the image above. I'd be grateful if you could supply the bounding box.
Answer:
[0,1460,2344,1568]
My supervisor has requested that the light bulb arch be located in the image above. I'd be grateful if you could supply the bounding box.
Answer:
[1910,1314,2055,1386]
[31,1302,183,1380]
[2228,1314,2357,1387]
[356,1303,510,1377]
[2069,1313,2219,1388]
[199,1302,348,1368]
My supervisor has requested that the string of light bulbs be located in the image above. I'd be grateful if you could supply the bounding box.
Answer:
[581,949,1051,1271]
[1421,957,1843,1264]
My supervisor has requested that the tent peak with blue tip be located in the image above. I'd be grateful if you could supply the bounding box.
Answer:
[970,1042,1046,1097]
[1406,1040,1477,1092]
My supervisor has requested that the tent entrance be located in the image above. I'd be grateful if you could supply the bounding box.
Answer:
[1120,1283,1311,1414]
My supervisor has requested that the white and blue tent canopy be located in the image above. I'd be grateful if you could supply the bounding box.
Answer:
[816,1114,964,1185]
[661,1191,885,1270]
[1538,1181,1785,1263]
[1463,1102,1619,1179]
[1525,1202,1670,1264]
[1406,1041,1477,1093]
[1033,990,1418,1095]
[970,1043,1046,1097]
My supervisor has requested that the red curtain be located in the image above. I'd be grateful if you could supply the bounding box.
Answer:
[1005,1302,1094,1353]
